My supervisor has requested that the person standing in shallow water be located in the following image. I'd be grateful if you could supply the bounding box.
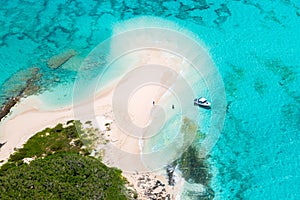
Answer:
[172,104,174,109]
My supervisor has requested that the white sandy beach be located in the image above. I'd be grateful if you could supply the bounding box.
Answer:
[0,48,191,199]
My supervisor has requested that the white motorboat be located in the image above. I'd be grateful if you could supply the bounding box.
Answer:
[194,97,211,108]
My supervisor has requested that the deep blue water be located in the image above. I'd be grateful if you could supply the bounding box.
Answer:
[0,0,299,199]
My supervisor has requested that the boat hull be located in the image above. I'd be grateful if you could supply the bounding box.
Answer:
[194,98,211,109]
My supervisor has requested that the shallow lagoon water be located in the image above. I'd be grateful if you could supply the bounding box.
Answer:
[1,0,300,199]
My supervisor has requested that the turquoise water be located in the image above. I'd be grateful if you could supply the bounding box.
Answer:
[1,0,300,199]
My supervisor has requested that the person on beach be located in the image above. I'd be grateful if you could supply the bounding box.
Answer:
[153,101,155,106]
[172,104,174,109]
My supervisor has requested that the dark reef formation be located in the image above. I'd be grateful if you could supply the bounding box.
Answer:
[0,67,42,121]
[171,145,215,200]
[165,116,215,199]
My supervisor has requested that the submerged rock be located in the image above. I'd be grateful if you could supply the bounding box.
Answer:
[0,97,19,121]
[47,49,77,69]
[166,164,175,186]
[0,67,42,121]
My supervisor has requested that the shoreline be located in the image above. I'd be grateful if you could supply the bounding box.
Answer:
[0,89,207,199]
[0,57,186,199]
[0,89,184,199]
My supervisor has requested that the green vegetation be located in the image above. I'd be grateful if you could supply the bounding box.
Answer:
[0,153,131,199]
[0,120,136,199]
[1,120,87,171]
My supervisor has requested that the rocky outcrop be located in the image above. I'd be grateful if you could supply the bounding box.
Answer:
[0,97,20,121]
[0,68,42,121]
[137,175,169,200]
[166,164,175,186]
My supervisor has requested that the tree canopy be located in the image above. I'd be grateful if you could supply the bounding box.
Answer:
[0,153,131,199]
[0,120,136,200]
